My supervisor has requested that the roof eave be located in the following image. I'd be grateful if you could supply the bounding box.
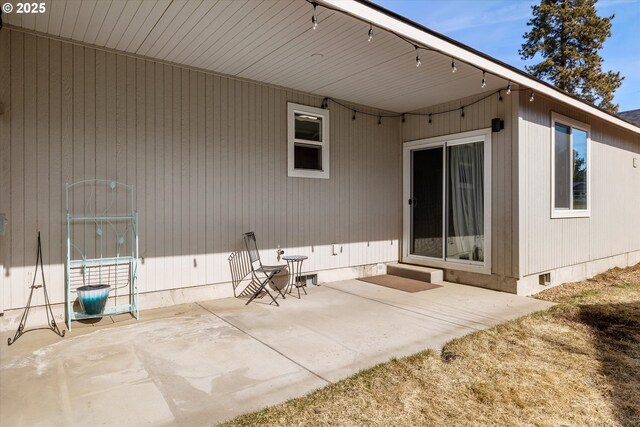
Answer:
[319,0,640,135]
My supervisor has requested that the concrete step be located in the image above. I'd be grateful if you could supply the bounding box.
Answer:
[386,262,443,284]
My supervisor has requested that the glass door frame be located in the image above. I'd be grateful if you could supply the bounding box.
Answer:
[402,128,492,275]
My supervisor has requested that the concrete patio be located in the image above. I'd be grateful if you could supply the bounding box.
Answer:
[0,279,554,426]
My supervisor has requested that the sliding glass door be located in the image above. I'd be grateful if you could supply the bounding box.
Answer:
[404,130,490,271]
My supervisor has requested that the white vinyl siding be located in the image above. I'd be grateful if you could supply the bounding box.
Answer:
[0,30,402,312]
[519,92,640,278]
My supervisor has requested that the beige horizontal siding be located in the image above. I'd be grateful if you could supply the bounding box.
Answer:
[401,92,519,279]
[518,91,640,277]
[0,30,402,311]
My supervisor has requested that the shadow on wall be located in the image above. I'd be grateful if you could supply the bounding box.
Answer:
[579,300,640,426]
[1,173,403,309]
[2,97,403,275]
[2,198,401,270]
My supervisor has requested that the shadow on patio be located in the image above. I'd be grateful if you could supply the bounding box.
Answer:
[0,279,553,426]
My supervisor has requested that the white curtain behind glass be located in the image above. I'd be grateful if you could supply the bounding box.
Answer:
[447,142,484,261]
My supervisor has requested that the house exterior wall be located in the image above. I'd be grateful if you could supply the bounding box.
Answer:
[517,91,640,295]
[0,30,402,314]
[402,91,520,292]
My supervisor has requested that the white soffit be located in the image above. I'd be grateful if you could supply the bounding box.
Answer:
[3,0,508,113]
[3,0,638,134]
[321,0,640,135]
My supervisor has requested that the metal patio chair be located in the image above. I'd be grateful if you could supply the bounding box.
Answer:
[228,250,258,298]
[243,232,287,306]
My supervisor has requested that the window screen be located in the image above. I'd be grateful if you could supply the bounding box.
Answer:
[572,129,588,210]
[294,144,323,170]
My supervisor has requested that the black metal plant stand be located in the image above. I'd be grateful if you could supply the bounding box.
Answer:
[7,232,65,345]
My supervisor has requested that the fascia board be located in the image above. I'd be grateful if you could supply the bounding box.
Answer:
[319,0,640,135]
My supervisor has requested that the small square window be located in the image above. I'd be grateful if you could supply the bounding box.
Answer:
[288,103,329,179]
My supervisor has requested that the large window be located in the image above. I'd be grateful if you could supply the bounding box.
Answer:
[551,113,590,218]
[288,103,330,179]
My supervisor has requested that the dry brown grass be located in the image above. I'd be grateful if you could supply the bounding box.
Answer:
[221,264,640,427]
[536,263,640,303]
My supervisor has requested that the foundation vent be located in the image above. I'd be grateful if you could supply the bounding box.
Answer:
[539,273,551,286]
[298,274,318,287]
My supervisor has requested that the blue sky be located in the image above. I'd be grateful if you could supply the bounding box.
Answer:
[374,0,640,112]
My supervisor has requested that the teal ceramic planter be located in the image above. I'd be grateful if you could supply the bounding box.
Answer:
[77,284,111,315]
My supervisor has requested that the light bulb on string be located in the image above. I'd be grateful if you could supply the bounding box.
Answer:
[461,107,465,118]
[378,116,382,126]
[529,91,535,102]
[451,59,457,73]
[428,114,432,124]
[311,3,318,30]
[415,46,421,67]
[368,24,373,42]
[481,71,486,88]
[506,81,512,95]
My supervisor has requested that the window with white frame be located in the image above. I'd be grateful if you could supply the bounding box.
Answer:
[551,112,590,218]
[288,102,330,179]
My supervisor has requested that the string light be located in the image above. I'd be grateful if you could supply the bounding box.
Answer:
[323,89,515,129]
[306,0,537,114]
[311,3,318,30]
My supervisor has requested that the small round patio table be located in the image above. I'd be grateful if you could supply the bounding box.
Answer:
[282,255,308,299]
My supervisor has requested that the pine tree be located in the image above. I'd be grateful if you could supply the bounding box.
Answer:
[519,0,623,113]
